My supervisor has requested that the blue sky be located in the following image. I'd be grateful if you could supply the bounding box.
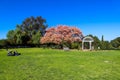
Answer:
[0,0,120,41]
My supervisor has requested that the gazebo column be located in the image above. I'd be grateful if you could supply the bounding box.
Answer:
[82,42,84,50]
[89,41,92,50]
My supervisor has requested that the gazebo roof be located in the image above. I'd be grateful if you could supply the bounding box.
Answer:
[82,36,94,42]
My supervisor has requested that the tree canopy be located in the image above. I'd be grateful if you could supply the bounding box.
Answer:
[7,16,47,46]
[40,25,84,45]
[111,37,120,49]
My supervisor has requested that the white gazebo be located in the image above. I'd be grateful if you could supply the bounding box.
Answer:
[82,36,94,50]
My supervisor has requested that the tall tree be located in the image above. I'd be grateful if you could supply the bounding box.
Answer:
[7,16,47,45]
[101,35,104,42]
[101,35,106,49]
[21,16,47,37]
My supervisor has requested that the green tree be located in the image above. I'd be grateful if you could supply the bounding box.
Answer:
[101,35,104,42]
[21,16,47,44]
[101,35,106,49]
[87,34,101,50]
[15,25,23,44]
[7,16,47,46]
[100,35,111,50]
[21,16,47,37]
[7,30,15,40]
[32,30,41,44]
[0,39,9,48]
[7,30,16,44]
[93,36,101,49]
[104,41,110,50]
[110,37,120,49]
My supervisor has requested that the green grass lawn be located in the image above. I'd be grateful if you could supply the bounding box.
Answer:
[0,48,120,80]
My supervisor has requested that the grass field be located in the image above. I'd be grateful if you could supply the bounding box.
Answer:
[0,48,120,80]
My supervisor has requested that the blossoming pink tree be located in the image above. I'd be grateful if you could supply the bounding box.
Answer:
[40,25,84,46]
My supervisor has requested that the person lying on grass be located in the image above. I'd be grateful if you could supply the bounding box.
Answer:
[7,50,21,56]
